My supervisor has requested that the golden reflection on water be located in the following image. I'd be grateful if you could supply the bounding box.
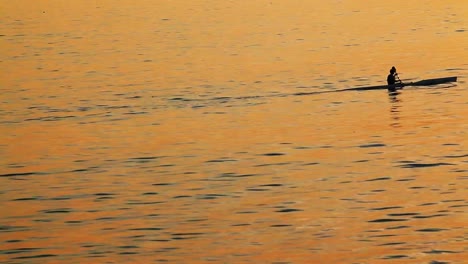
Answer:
[2,1,466,87]
[1,0,467,263]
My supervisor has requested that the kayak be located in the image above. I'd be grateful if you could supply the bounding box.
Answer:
[342,76,457,91]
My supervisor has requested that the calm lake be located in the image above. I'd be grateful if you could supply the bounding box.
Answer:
[1,1,467,263]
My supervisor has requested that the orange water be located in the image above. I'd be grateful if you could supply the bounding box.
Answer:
[1,1,467,263]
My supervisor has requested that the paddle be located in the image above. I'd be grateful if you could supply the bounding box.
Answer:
[395,72,405,88]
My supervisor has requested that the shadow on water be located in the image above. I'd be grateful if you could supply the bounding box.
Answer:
[388,91,402,128]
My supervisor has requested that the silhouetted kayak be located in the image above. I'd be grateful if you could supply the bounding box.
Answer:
[341,76,457,91]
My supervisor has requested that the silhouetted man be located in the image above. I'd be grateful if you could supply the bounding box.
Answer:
[387,66,402,92]
[387,66,400,85]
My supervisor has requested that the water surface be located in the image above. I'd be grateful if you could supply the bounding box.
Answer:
[1,1,467,263]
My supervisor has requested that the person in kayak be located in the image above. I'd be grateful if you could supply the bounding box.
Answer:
[387,66,401,85]
[387,66,402,92]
